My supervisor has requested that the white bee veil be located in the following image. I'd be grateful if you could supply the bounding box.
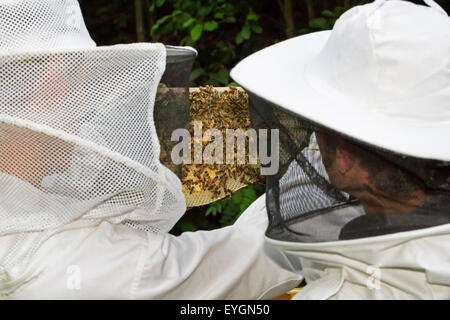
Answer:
[0,0,194,297]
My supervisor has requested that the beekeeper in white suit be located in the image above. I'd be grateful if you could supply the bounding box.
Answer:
[0,0,302,299]
[231,0,450,299]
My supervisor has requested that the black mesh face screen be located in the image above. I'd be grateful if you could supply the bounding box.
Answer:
[248,92,450,243]
[155,47,195,179]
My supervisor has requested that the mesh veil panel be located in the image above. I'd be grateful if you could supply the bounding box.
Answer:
[155,46,195,179]
[0,0,96,52]
[0,44,187,236]
[248,92,450,243]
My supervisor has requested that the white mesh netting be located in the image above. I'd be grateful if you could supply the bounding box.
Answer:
[0,0,186,295]
[0,46,186,233]
[0,0,96,52]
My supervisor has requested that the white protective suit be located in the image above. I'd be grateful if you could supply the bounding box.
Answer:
[1,187,301,300]
[0,0,302,299]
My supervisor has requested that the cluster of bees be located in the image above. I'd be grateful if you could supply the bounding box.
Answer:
[183,86,264,207]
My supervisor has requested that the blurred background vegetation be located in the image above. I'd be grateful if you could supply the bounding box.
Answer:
[79,0,450,234]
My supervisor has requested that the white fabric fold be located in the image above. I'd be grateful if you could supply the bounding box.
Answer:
[5,194,303,299]
[272,216,450,299]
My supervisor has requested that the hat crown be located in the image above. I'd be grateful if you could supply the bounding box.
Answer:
[310,0,450,121]
[0,0,96,54]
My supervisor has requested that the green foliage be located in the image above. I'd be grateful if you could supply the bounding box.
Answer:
[299,6,346,34]
[190,23,203,41]
[169,184,265,235]
[204,21,218,32]
[205,185,265,227]
[235,9,262,45]
[147,0,264,86]
[80,0,135,44]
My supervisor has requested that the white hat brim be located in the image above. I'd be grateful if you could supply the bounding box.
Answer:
[231,31,450,161]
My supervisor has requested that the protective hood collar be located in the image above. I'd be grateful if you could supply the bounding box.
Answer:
[269,221,450,299]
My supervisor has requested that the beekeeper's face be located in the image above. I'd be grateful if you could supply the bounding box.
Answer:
[315,131,425,215]
[0,125,74,188]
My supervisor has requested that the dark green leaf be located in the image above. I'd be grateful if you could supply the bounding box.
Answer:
[151,14,172,34]
[183,18,196,28]
[205,206,216,216]
[251,24,262,34]
[190,24,203,41]
[235,33,243,45]
[247,10,259,21]
[220,203,240,226]
[149,2,155,12]
[189,67,205,82]
[321,9,335,18]
[198,6,212,18]
[309,17,329,30]
[206,201,224,217]
[241,25,251,40]
[214,12,224,19]
[172,9,182,16]
[180,221,197,232]
[156,0,165,8]
[210,68,229,85]
[204,21,218,32]
[298,27,310,35]
[226,16,236,23]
